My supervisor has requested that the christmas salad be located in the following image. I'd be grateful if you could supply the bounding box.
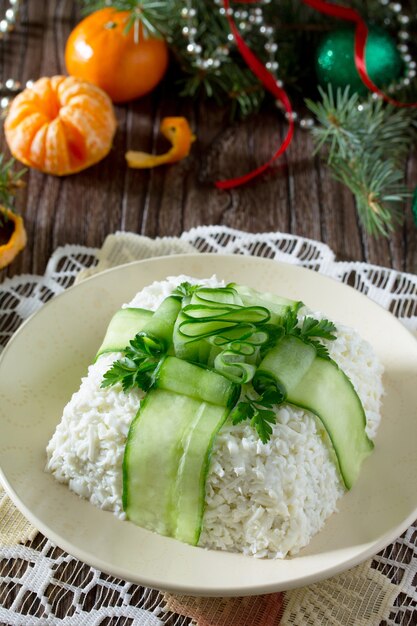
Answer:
[46,276,383,559]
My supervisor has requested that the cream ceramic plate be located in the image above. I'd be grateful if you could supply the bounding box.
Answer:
[1,254,417,597]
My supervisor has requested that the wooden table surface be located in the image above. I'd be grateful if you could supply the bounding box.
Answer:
[1,0,417,283]
[0,3,416,623]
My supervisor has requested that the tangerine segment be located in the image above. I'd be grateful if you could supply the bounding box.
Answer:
[44,119,71,175]
[5,113,48,165]
[31,77,61,120]
[4,75,117,176]
[58,78,112,111]
[29,124,48,170]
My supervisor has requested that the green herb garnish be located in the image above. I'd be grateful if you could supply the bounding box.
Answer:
[231,387,285,444]
[172,281,200,298]
[101,333,164,392]
[283,310,337,359]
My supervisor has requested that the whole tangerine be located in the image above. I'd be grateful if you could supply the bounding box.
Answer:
[65,8,169,103]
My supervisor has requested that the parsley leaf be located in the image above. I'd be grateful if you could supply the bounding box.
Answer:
[172,282,200,298]
[299,317,337,341]
[231,387,284,444]
[101,333,165,393]
[282,310,337,360]
[282,309,298,335]
[253,409,276,444]
[231,401,254,424]
[259,323,285,355]
[260,385,285,406]
[303,338,330,359]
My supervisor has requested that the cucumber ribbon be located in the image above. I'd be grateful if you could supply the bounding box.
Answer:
[176,286,273,383]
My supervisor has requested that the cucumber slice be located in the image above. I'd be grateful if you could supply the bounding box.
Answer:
[96,295,180,359]
[123,389,199,535]
[139,295,181,351]
[291,357,373,488]
[155,356,240,408]
[254,335,373,489]
[174,402,228,544]
[123,388,228,544]
[190,286,243,307]
[96,307,152,358]
[255,335,316,393]
[173,302,270,364]
[228,283,302,324]
[173,311,211,363]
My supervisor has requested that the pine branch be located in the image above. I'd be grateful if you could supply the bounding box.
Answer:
[80,1,417,118]
[0,156,26,225]
[81,0,175,38]
[306,86,417,237]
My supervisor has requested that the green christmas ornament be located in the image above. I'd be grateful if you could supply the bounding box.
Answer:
[412,186,417,228]
[315,27,403,96]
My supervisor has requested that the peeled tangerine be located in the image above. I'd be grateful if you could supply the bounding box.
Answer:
[4,76,117,176]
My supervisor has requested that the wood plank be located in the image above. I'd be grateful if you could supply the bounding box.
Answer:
[0,0,416,282]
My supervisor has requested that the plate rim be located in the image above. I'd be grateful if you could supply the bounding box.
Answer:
[1,253,417,596]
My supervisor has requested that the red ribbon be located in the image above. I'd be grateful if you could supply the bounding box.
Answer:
[303,0,417,109]
[217,0,417,190]
[215,0,294,190]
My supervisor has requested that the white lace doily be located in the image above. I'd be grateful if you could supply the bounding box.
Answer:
[1,228,416,356]
[0,226,416,626]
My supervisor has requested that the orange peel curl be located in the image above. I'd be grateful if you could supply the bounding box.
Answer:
[126,117,195,169]
[0,206,27,270]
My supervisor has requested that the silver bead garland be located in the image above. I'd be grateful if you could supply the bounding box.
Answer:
[380,0,416,93]
[180,0,416,127]
[0,0,19,38]
[0,0,22,112]
[181,0,278,75]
